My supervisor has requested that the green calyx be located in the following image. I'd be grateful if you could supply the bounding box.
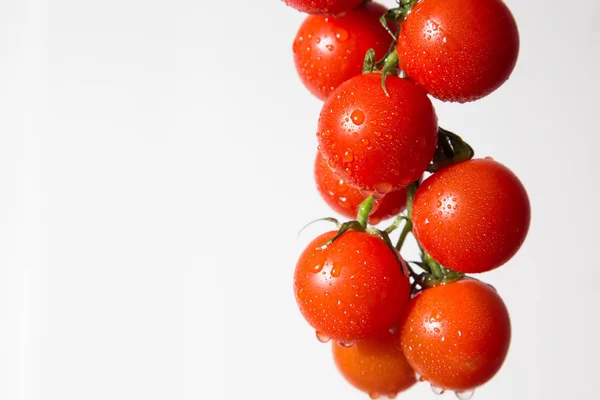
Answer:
[428,127,475,172]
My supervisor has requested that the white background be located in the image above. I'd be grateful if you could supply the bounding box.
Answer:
[0,0,598,399]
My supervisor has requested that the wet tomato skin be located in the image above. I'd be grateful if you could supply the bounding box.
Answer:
[318,73,438,192]
[400,279,511,391]
[293,2,392,100]
[314,153,407,224]
[283,0,363,15]
[397,0,519,102]
[294,231,411,344]
[412,158,530,273]
[333,330,416,398]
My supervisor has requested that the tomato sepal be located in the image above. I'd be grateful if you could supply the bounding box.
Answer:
[427,127,475,172]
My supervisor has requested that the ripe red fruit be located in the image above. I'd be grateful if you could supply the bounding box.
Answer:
[293,2,392,100]
[317,73,438,193]
[400,279,511,392]
[283,0,363,15]
[412,158,530,273]
[397,0,519,102]
[294,230,410,344]
[333,330,416,398]
[314,153,407,224]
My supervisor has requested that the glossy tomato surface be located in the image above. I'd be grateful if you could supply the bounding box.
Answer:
[318,73,438,193]
[400,279,511,391]
[397,0,519,102]
[412,158,530,273]
[294,231,410,344]
[333,330,416,398]
[283,0,363,15]
[293,2,392,100]
[315,153,407,224]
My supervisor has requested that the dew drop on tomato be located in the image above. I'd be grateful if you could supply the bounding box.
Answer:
[456,390,475,400]
[351,109,365,125]
[360,188,375,197]
[374,182,392,195]
[431,384,445,395]
[334,27,349,42]
[316,331,331,343]
[343,149,354,162]
[296,288,307,300]
[330,263,343,278]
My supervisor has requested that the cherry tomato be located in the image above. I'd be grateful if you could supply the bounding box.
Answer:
[396,0,519,102]
[317,73,438,193]
[293,2,392,100]
[294,230,410,344]
[315,153,407,224]
[333,330,416,398]
[400,279,511,392]
[412,158,530,273]
[283,0,363,15]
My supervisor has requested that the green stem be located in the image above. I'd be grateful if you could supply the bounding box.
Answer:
[406,181,418,219]
[395,180,419,251]
[395,219,413,251]
[357,196,375,228]
[423,252,445,280]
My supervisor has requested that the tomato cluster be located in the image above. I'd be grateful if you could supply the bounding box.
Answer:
[283,0,529,398]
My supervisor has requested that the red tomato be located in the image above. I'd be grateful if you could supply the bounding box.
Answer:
[400,279,511,392]
[397,0,519,102]
[283,0,363,15]
[294,231,410,344]
[318,73,438,193]
[333,330,416,398]
[293,2,392,100]
[315,153,407,224]
[412,158,530,273]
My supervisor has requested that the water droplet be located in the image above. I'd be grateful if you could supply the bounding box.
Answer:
[456,390,475,400]
[331,263,342,277]
[360,189,375,197]
[338,341,354,348]
[351,109,365,125]
[374,182,392,195]
[316,331,331,343]
[328,158,336,168]
[343,149,353,162]
[306,46,311,52]
[485,156,494,161]
[311,264,324,273]
[361,138,370,146]
[326,44,335,52]
[334,28,349,42]
[431,384,445,395]
[373,192,385,200]
[344,167,352,176]
[296,288,307,300]
[369,393,380,400]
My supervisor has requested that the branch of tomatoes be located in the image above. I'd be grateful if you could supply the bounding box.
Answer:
[287,0,527,397]
[321,125,475,294]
